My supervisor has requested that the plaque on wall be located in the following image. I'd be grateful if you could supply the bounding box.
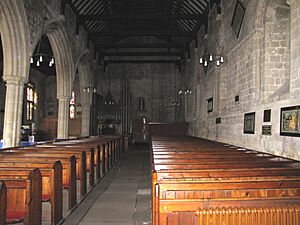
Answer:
[207,98,213,113]
[262,125,272,135]
[280,106,300,137]
[263,109,271,122]
[244,112,255,134]
[216,117,221,124]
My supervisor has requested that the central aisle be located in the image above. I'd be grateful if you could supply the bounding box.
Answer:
[62,144,151,225]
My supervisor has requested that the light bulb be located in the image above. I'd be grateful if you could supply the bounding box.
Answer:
[204,61,208,67]
[49,62,53,67]
[30,57,34,64]
[199,58,203,64]
[94,88,97,93]
[39,56,43,62]
[51,58,54,64]
[209,55,213,61]
[220,56,224,63]
[216,60,220,66]
[36,61,40,67]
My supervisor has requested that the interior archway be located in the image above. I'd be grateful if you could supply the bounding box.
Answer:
[22,35,58,142]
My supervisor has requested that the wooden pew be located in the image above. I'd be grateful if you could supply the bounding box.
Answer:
[153,178,300,225]
[0,181,6,225]
[150,138,300,225]
[0,151,86,198]
[0,161,62,225]
[0,156,77,211]
[1,169,42,225]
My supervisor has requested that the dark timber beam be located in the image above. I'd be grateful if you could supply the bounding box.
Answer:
[97,43,183,49]
[81,14,205,21]
[102,52,183,57]
[91,31,194,37]
[104,60,180,64]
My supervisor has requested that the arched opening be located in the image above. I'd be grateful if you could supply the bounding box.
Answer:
[21,35,58,142]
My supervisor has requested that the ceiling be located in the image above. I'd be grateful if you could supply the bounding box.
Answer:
[63,0,221,66]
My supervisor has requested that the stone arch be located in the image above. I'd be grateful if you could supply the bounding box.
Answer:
[47,27,74,98]
[46,27,75,139]
[0,0,31,147]
[0,0,31,81]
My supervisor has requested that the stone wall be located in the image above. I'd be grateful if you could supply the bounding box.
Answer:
[184,0,300,160]
[98,62,183,125]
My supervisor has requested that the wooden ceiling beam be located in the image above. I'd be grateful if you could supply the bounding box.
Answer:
[97,43,183,49]
[104,59,180,64]
[80,13,205,21]
[91,31,194,37]
[102,52,183,57]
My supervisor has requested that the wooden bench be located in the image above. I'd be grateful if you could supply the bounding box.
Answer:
[0,161,62,225]
[151,138,300,225]
[0,169,42,225]
[153,179,300,225]
[0,151,86,197]
[0,156,77,211]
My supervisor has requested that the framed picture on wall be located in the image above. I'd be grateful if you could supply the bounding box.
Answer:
[207,98,213,113]
[244,112,255,134]
[231,0,246,38]
[280,106,300,137]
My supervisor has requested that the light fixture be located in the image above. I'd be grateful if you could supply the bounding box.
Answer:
[83,87,97,93]
[178,88,192,95]
[199,54,224,67]
[29,16,55,68]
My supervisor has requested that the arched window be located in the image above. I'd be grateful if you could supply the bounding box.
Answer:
[26,82,36,121]
[69,91,75,119]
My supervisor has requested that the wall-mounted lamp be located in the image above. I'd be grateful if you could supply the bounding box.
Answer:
[178,89,192,95]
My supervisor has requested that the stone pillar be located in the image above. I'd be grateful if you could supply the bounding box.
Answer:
[81,103,91,137]
[57,96,69,139]
[288,0,300,98]
[2,79,25,147]
[81,91,92,137]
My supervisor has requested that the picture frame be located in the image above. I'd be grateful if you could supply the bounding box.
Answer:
[207,98,213,113]
[280,105,300,137]
[244,112,255,134]
[263,109,271,122]
[231,0,246,38]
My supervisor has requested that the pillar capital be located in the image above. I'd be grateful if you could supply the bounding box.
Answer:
[2,75,27,85]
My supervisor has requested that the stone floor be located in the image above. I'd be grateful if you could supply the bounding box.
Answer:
[62,144,152,225]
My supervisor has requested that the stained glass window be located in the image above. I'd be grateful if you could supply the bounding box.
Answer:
[26,83,35,121]
[69,91,75,119]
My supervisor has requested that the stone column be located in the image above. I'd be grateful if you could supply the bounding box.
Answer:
[287,0,300,98]
[81,92,92,137]
[81,103,91,137]
[2,78,25,147]
[57,96,69,139]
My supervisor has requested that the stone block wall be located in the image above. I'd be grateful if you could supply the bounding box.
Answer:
[184,0,300,160]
